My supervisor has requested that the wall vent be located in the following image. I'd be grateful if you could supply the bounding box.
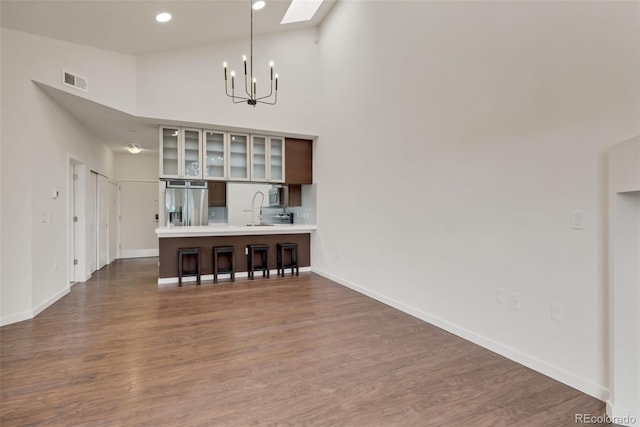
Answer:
[62,70,88,92]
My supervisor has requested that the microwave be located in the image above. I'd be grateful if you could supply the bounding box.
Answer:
[268,185,288,207]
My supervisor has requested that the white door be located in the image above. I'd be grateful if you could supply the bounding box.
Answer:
[97,175,110,269]
[108,181,118,263]
[119,181,159,258]
[87,172,98,275]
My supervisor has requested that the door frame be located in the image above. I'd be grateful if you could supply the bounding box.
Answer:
[67,155,86,285]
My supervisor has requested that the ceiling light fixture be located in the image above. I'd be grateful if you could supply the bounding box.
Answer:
[127,143,143,154]
[252,1,266,10]
[223,0,278,106]
[156,12,172,23]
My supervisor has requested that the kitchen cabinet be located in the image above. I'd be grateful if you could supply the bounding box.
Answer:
[160,126,294,184]
[288,185,302,207]
[208,182,227,207]
[251,136,285,183]
[229,133,250,181]
[159,127,203,179]
[285,138,312,185]
[203,130,227,180]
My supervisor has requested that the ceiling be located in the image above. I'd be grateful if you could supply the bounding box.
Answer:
[0,0,335,55]
[5,0,331,154]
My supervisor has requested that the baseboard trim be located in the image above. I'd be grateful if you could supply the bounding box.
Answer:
[1,286,70,327]
[607,400,640,426]
[312,267,608,401]
[158,266,312,286]
[119,249,159,259]
[0,310,33,327]
[33,287,70,318]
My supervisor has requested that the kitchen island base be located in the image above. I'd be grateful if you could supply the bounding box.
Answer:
[158,233,310,285]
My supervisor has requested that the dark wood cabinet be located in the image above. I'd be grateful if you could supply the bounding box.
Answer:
[208,182,227,207]
[288,185,302,207]
[285,138,312,185]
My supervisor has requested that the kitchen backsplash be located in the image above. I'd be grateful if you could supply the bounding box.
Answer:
[208,207,228,224]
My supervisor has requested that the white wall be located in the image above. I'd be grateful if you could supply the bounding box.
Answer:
[1,28,130,325]
[136,28,321,136]
[114,152,158,181]
[314,0,640,399]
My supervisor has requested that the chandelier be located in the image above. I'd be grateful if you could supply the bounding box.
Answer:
[223,0,278,106]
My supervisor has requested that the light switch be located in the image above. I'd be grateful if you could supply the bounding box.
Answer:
[570,210,584,230]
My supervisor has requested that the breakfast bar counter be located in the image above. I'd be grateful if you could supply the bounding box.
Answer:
[155,225,316,284]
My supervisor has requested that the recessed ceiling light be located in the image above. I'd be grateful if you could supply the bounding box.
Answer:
[281,0,323,24]
[156,12,172,23]
[252,1,266,11]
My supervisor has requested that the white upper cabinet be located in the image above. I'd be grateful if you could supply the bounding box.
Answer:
[182,128,202,178]
[269,137,285,183]
[250,135,285,183]
[251,135,267,181]
[159,126,202,179]
[203,130,227,180]
[159,126,284,182]
[160,127,180,178]
[228,133,250,181]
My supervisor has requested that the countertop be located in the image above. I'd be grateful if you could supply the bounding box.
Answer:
[155,224,317,238]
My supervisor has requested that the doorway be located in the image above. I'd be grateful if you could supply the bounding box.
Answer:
[119,181,159,258]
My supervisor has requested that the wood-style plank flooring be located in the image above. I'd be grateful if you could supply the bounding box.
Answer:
[1,258,610,426]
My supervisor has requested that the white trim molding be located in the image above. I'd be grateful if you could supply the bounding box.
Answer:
[312,267,609,401]
[119,249,159,259]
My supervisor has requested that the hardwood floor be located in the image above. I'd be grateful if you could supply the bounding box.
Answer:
[1,258,610,426]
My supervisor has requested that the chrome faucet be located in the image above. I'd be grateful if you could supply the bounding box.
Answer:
[249,191,265,226]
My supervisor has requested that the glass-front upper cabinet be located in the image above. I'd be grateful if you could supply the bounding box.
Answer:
[269,137,285,183]
[160,127,180,178]
[204,130,227,180]
[251,136,267,181]
[228,133,250,181]
[159,126,202,179]
[182,128,202,178]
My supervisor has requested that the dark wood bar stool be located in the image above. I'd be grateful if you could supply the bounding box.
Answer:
[177,247,201,287]
[212,246,235,283]
[277,243,299,277]
[246,244,270,280]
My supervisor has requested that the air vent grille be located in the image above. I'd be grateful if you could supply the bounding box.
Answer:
[62,70,88,92]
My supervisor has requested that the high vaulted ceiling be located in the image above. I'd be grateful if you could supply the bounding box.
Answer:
[0,0,335,55]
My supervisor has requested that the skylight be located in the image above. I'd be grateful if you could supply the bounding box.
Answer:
[281,0,324,24]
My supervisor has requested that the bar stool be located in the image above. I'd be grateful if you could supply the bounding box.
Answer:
[246,244,270,280]
[177,247,201,287]
[277,243,299,277]
[212,246,235,283]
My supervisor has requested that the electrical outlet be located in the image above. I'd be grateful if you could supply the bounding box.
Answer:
[496,288,506,304]
[570,210,585,230]
[509,292,521,309]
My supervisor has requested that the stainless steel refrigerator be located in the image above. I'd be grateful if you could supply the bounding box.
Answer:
[165,180,208,226]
